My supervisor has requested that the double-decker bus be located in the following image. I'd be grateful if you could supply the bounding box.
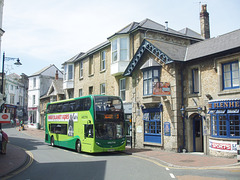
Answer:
[45,95,126,153]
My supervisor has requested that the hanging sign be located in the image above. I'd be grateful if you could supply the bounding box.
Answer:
[0,113,10,123]
[153,82,171,96]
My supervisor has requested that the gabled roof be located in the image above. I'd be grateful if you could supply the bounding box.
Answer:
[178,28,203,40]
[29,64,62,77]
[41,79,64,99]
[108,18,203,41]
[185,29,240,61]
[124,39,174,76]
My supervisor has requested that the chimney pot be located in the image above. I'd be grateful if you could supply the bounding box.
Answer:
[55,70,58,80]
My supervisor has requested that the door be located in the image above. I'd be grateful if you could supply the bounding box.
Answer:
[193,114,203,152]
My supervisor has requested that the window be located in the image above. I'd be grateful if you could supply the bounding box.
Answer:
[68,64,73,80]
[10,94,15,104]
[100,83,105,95]
[89,86,93,95]
[33,78,36,88]
[79,61,83,78]
[192,68,199,93]
[111,36,129,63]
[119,78,126,101]
[143,108,162,144]
[143,68,160,95]
[222,61,239,89]
[101,51,106,71]
[211,114,240,138]
[33,95,36,105]
[79,89,82,97]
[64,65,67,80]
[89,56,94,75]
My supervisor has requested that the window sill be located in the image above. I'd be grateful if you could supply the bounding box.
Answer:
[210,136,240,140]
[79,77,83,81]
[218,89,240,96]
[143,142,162,147]
[100,69,106,73]
[187,93,201,98]
[88,74,94,77]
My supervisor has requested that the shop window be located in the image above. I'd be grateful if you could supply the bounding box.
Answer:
[222,61,239,90]
[211,114,240,138]
[143,108,162,144]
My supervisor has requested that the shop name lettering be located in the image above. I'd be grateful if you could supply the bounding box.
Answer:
[209,101,240,109]
[48,114,69,121]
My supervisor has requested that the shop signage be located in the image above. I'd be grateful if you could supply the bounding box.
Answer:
[164,122,171,136]
[153,82,171,96]
[0,113,10,123]
[208,99,240,110]
[209,139,237,152]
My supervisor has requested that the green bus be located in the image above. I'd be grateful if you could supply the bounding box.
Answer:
[45,95,126,153]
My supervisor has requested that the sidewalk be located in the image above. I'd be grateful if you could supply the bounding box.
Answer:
[1,127,239,178]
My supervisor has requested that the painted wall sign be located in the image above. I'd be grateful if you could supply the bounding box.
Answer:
[209,139,237,152]
[164,122,171,136]
[208,100,240,110]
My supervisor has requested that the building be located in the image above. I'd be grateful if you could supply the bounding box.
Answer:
[4,73,27,121]
[40,70,64,129]
[28,64,63,128]
[64,4,240,157]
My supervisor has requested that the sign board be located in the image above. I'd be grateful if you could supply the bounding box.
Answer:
[0,113,10,123]
[209,139,237,152]
[153,82,171,96]
[164,122,171,136]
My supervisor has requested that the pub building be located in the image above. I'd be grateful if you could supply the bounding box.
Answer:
[208,99,240,157]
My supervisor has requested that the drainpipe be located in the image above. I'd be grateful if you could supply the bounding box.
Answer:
[181,62,186,152]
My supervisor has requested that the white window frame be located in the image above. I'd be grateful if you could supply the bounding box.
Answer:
[111,36,129,63]
[79,61,83,78]
[100,83,106,95]
[119,78,126,101]
[68,64,73,80]
[101,50,106,71]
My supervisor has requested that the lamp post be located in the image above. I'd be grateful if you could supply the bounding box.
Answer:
[0,52,22,130]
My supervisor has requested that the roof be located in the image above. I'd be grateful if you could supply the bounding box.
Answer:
[108,18,203,41]
[185,29,240,61]
[41,79,64,99]
[29,64,62,77]
[62,52,85,65]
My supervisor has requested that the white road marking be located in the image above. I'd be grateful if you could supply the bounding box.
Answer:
[169,173,175,178]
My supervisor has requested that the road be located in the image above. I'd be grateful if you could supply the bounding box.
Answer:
[4,126,240,180]
[4,127,172,180]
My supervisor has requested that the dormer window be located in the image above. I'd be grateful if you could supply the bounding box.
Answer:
[111,36,129,63]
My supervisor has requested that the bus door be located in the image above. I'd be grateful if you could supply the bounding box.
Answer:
[82,122,93,151]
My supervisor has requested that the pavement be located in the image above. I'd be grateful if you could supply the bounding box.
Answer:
[0,125,240,178]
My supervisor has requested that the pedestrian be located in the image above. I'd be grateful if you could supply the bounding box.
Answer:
[1,130,8,154]
[11,119,14,127]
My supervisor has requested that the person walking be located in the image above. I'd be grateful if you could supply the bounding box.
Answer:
[1,130,8,154]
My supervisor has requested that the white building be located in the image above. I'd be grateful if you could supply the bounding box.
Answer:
[4,73,25,120]
[28,64,63,128]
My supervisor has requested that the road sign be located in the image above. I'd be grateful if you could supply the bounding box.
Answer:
[0,113,10,123]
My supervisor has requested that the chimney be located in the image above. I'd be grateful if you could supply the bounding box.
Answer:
[55,70,58,80]
[200,4,210,39]
[165,21,168,31]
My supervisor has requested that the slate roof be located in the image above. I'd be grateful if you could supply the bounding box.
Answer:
[108,18,202,41]
[29,64,62,77]
[185,29,240,61]
[62,52,85,65]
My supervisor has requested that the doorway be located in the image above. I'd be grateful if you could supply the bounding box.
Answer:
[193,114,203,152]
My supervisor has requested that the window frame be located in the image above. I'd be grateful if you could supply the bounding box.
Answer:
[68,64,73,80]
[192,68,200,94]
[143,68,160,96]
[119,78,126,101]
[222,61,239,90]
[100,83,106,95]
[79,61,83,79]
[111,36,129,63]
[101,50,106,71]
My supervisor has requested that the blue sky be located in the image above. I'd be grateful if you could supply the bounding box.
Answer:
[1,0,240,76]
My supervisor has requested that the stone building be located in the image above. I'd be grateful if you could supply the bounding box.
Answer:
[69,4,240,157]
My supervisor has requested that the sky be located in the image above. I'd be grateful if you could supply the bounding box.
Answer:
[1,0,240,76]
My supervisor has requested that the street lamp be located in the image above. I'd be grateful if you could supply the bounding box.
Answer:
[0,52,22,129]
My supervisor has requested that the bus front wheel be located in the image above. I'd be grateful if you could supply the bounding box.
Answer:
[51,136,55,147]
[76,140,81,153]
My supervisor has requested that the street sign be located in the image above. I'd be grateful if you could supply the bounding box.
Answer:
[0,113,10,123]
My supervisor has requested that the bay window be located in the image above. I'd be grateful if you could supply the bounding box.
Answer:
[111,36,129,63]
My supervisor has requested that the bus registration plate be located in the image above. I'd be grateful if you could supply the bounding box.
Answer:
[107,149,115,152]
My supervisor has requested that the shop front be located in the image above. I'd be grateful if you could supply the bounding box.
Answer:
[28,107,38,128]
[208,99,240,157]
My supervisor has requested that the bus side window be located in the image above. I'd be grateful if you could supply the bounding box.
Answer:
[57,104,63,112]
[63,103,69,112]
[75,100,81,111]
[70,102,76,111]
